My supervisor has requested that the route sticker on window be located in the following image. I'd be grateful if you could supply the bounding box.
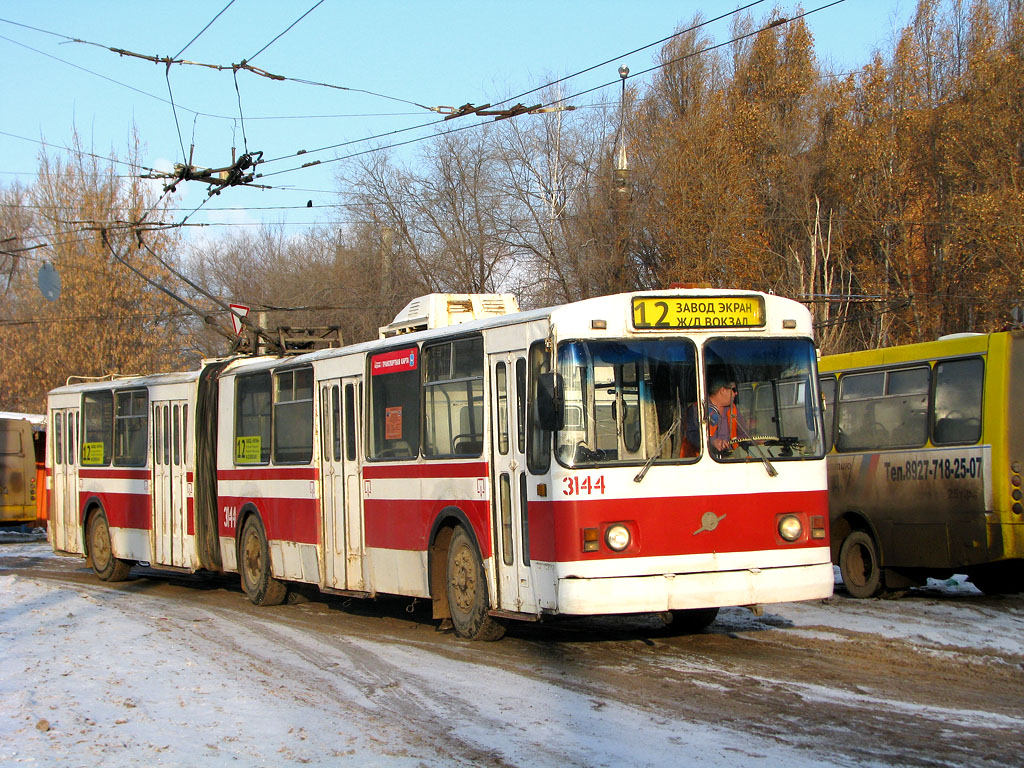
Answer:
[235,435,262,463]
[81,442,104,465]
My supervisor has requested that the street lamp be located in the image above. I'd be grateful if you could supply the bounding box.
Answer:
[615,65,630,191]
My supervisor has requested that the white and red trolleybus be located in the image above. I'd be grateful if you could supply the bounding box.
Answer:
[47,290,833,639]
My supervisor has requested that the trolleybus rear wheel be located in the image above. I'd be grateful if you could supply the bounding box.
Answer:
[239,515,288,606]
[446,525,506,641]
[839,530,885,598]
[87,508,132,582]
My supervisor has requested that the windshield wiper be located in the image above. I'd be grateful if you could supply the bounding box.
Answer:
[633,414,680,483]
[732,437,779,477]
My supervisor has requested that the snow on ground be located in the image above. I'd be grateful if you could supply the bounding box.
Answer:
[0,537,1019,767]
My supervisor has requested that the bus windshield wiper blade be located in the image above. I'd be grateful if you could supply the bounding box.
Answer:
[634,415,680,483]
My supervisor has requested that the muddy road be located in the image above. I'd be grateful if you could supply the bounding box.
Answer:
[3,541,1022,767]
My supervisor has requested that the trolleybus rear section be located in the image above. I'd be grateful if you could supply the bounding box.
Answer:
[46,290,833,639]
[820,331,1024,596]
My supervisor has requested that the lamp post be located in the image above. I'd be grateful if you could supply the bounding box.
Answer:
[614,65,630,191]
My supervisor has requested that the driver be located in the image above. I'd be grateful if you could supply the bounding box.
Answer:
[682,377,747,456]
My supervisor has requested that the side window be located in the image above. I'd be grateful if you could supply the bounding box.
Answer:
[332,385,343,462]
[320,387,331,462]
[884,367,929,448]
[163,406,171,464]
[154,405,163,466]
[527,340,551,474]
[344,383,357,462]
[423,337,484,458]
[235,373,272,465]
[495,362,509,455]
[81,390,113,466]
[173,404,181,466]
[515,358,526,454]
[274,368,314,464]
[819,375,836,452]
[837,367,929,451]
[836,372,884,452]
[53,413,64,466]
[114,390,148,467]
[933,357,983,445]
[368,347,420,459]
[69,413,76,466]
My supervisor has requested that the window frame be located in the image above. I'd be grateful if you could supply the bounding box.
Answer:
[421,335,485,459]
[272,366,314,465]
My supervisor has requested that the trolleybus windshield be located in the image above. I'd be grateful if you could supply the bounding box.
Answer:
[708,337,824,461]
[555,338,824,467]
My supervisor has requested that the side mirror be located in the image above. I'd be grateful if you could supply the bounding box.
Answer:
[536,372,564,431]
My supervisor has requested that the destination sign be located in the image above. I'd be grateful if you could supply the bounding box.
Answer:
[631,296,766,330]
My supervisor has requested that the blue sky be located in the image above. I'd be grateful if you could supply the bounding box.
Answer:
[0,1,914,234]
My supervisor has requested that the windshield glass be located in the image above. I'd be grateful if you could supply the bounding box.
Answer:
[556,340,699,467]
[700,338,824,461]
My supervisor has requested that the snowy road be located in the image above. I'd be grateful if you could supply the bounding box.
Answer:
[2,538,1022,767]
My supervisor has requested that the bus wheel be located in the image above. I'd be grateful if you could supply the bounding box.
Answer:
[446,526,506,641]
[87,509,132,582]
[969,563,1023,595]
[839,530,885,598]
[664,607,720,634]
[239,515,288,606]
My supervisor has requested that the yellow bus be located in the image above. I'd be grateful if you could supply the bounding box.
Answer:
[819,331,1024,597]
[0,412,46,526]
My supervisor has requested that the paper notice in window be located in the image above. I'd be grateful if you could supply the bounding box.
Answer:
[385,407,403,440]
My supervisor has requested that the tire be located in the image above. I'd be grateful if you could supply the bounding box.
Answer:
[239,515,288,606]
[839,530,885,598]
[87,509,132,582]
[446,526,506,641]
[663,607,720,635]
[969,562,1024,595]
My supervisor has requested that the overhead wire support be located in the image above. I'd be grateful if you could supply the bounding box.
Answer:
[148,150,267,196]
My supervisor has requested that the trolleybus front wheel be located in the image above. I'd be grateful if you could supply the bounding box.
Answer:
[446,525,506,641]
[87,508,132,582]
[239,515,288,606]
[839,530,885,598]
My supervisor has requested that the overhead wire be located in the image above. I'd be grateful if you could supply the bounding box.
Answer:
[0,15,435,113]
[174,0,236,59]
[246,0,324,63]
[257,0,849,180]
[490,0,769,110]
[257,3,768,169]
[0,30,422,123]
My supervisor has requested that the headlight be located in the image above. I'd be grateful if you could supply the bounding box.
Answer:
[778,514,803,542]
[605,524,631,552]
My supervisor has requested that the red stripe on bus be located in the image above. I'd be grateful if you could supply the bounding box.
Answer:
[79,468,150,480]
[217,467,319,481]
[528,489,829,562]
[362,461,488,480]
[80,491,150,530]
[363,497,491,557]
[219,496,319,544]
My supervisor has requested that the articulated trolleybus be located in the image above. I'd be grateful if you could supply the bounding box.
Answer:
[47,290,832,639]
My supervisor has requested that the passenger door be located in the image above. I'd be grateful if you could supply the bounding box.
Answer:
[488,350,536,614]
[318,378,366,591]
[50,407,80,553]
[152,400,189,567]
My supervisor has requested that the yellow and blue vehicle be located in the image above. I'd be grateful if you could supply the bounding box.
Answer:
[819,332,1024,596]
